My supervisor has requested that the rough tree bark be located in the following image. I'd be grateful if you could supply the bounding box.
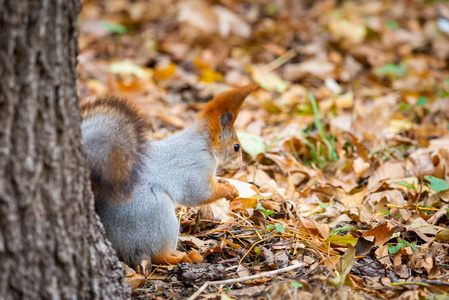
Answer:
[0,1,128,299]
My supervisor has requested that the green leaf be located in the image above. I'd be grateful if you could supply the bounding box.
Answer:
[274,223,285,233]
[236,131,266,158]
[398,238,410,247]
[290,282,303,288]
[265,4,278,15]
[103,21,129,34]
[411,241,417,252]
[416,96,428,107]
[424,175,449,192]
[319,202,329,211]
[387,243,402,254]
[266,224,274,231]
[330,227,356,236]
[385,20,399,30]
[399,103,411,111]
[256,204,275,217]
[398,181,416,190]
[326,234,358,245]
[387,238,411,254]
[374,63,407,78]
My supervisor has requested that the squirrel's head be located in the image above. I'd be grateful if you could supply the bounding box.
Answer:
[200,84,259,174]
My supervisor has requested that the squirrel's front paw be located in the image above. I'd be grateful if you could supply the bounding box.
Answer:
[228,185,239,200]
[221,183,239,200]
[208,178,239,203]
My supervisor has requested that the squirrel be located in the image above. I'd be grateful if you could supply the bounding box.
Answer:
[80,84,258,270]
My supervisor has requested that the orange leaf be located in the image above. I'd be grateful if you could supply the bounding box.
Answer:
[362,221,395,246]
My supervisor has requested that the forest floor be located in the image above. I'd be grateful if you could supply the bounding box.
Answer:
[78,0,449,299]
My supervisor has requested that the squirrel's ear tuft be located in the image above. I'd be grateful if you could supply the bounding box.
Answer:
[201,83,258,125]
[201,84,258,142]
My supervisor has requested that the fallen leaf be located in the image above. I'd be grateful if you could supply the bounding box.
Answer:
[326,234,358,245]
[236,130,266,158]
[328,244,355,287]
[407,217,445,236]
[363,222,396,246]
[250,65,289,93]
[284,60,335,81]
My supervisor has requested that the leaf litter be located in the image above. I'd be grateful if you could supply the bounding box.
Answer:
[78,0,449,299]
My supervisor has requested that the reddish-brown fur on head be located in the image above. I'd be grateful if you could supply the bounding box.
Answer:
[200,84,259,144]
[200,84,258,171]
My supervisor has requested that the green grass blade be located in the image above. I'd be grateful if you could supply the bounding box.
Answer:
[309,93,338,161]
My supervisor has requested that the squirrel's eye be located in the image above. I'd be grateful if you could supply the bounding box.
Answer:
[233,144,240,152]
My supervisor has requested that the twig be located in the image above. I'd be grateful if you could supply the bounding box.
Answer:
[187,282,210,300]
[391,281,430,287]
[187,263,304,300]
[265,49,297,72]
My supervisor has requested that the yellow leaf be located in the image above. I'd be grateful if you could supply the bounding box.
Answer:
[250,65,289,92]
[326,234,358,245]
[199,69,223,83]
[154,62,176,80]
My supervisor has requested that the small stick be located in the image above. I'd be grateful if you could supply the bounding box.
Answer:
[265,49,297,72]
[187,263,303,300]
[187,282,209,300]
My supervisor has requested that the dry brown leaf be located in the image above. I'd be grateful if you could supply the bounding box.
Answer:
[367,161,405,191]
[375,245,391,266]
[360,190,405,225]
[178,236,220,257]
[237,264,250,278]
[123,264,146,291]
[329,18,367,48]
[352,157,371,178]
[362,221,395,246]
[406,217,445,236]
[296,215,330,240]
[284,59,335,81]
[178,1,217,35]
[212,5,251,38]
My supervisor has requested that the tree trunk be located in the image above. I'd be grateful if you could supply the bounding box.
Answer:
[0,1,129,299]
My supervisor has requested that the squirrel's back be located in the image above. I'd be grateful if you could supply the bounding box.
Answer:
[80,95,152,203]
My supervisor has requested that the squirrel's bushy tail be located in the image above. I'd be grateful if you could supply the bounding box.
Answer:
[80,95,152,203]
